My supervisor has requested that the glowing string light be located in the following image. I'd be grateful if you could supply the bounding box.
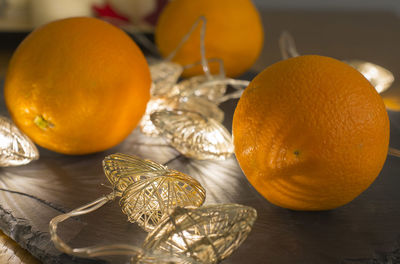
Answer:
[143,204,257,264]
[0,116,39,167]
[141,17,250,160]
[49,154,256,263]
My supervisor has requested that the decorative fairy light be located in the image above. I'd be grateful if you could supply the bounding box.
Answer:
[169,75,227,102]
[140,95,224,137]
[279,31,395,94]
[75,153,205,229]
[50,198,199,263]
[143,204,257,264]
[344,60,394,94]
[149,60,183,96]
[150,110,234,160]
[49,153,205,258]
[103,153,206,231]
[140,16,250,160]
[49,18,259,261]
[49,154,256,264]
[0,116,39,166]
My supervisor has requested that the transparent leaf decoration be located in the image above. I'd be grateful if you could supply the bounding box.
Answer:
[150,110,234,160]
[149,61,183,96]
[50,153,205,262]
[344,60,395,94]
[140,96,174,137]
[142,204,257,264]
[103,153,206,231]
[177,96,224,123]
[0,116,39,166]
[169,75,227,103]
[140,95,225,137]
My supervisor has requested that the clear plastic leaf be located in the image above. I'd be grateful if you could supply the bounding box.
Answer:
[150,110,233,160]
[150,61,183,96]
[169,75,227,103]
[103,153,206,231]
[143,204,257,264]
[140,96,224,137]
[344,60,395,93]
[140,96,175,137]
[0,116,39,166]
[177,96,224,123]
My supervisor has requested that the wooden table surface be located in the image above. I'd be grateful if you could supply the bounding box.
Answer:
[0,10,399,264]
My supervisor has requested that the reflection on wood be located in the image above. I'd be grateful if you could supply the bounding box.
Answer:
[0,230,39,264]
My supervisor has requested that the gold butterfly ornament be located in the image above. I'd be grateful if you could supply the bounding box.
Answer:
[49,154,257,263]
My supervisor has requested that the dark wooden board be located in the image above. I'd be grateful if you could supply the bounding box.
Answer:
[1,79,400,263]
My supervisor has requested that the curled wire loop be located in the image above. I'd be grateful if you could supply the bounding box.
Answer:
[49,154,206,262]
[165,16,211,78]
[279,30,300,60]
[141,16,252,161]
[50,198,198,263]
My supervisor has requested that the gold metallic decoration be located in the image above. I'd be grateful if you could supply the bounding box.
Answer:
[49,17,257,263]
[344,60,394,94]
[49,155,256,263]
[150,110,234,160]
[0,116,39,166]
[279,31,395,94]
[103,153,206,231]
[143,204,257,264]
[49,153,205,262]
[50,198,199,263]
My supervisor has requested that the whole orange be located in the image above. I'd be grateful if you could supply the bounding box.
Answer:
[5,17,151,155]
[233,55,390,210]
[155,0,264,78]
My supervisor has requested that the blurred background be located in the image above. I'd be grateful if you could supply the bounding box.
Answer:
[1,0,400,32]
[1,0,400,91]
[254,0,400,14]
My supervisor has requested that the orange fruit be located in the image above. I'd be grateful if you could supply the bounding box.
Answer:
[5,17,151,155]
[233,55,390,210]
[155,0,264,78]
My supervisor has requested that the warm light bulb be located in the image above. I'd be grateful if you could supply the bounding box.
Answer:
[143,204,257,264]
[150,110,234,160]
[345,60,394,93]
[0,116,39,166]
